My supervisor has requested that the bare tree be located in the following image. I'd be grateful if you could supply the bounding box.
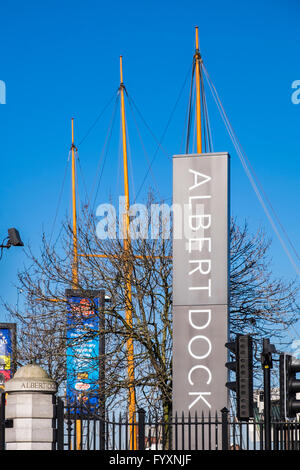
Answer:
[3,209,299,419]
[230,219,299,342]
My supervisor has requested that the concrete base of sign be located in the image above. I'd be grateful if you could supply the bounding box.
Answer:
[5,364,58,451]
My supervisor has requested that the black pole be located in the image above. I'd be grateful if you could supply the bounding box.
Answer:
[55,396,64,450]
[0,392,5,451]
[221,407,229,450]
[263,361,271,450]
[99,290,106,450]
[261,338,276,450]
[138,408,145,450]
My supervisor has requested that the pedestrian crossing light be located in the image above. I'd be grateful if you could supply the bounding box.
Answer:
[279,354,300,419]
[225,334,253,420]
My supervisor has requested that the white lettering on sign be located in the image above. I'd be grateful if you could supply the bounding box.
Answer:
[188,309,211,330]
[186,167,213,411]
[187,308,213,410]
[188,169,211,190]
[187,169,212,299]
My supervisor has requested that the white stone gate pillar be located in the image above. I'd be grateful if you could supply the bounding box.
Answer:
[4,364,58,450]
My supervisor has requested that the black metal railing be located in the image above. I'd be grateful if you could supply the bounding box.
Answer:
[54,401,300,451]
[1,395,300,451]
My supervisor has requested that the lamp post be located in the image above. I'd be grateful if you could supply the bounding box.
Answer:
[0,228,23,259]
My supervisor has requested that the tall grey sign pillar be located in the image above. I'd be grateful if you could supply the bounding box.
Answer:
[5,364,58,450]
[172,152,230,421]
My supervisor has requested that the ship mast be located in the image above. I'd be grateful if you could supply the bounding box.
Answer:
[195,26,203,153]
[119,56,137,448]
[71,118,78,287]
[70,118,82,450]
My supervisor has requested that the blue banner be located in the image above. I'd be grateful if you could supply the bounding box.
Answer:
[66,296,100,409]
[0,327,13,391]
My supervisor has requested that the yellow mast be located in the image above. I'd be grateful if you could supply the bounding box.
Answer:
[194,26,202,153]
[119,56,137,449]
[71,118,79,286]
[71,118,82,450]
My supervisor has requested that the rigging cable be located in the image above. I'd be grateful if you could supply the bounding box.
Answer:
[90,94,120,210]
[77,92,117,148]
[126,91,161,200]
[116,109,123,202]
[202,63,300,346]
[49,153,70,246]
[200,66,207,153]
[77,150,91,209]
[186,57,213,154]
[202,64,300,279]
[118,83,137,204]
[200,62,213,153]
[126,61,194,202]
[48,93,117,247]
[185,60,195,154]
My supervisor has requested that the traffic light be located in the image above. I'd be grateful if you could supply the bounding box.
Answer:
[238,335,253,420]
[279,354,300,419]
[225,338,237,393]
[225,334,253,420]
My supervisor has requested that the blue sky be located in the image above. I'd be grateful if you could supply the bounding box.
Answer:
[0,0,300,347]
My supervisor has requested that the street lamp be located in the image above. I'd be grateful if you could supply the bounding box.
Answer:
[0,228,23,259]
